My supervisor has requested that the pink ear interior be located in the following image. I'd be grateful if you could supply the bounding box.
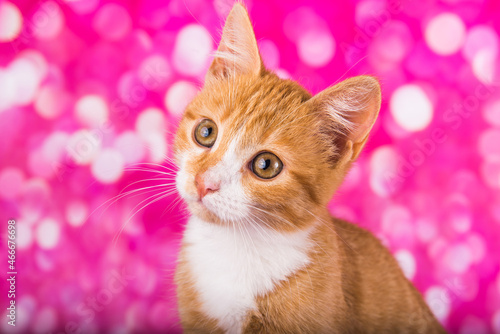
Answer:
[207,4,262,79]
[313,75,381,143]
[306,76,381,163]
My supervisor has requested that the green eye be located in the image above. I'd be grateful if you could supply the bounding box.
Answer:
[251,152,283,179]
[194,119,218,148]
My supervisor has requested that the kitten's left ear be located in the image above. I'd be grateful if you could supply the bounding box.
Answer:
[308,75,381,164]
[207,3,262,79]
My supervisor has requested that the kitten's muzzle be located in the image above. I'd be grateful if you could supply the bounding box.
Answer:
[195,173,220,201]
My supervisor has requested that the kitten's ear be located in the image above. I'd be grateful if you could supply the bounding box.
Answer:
[207,3,262,79]
[308,76,381,164]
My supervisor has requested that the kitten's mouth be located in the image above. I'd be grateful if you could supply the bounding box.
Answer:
[188,197,223,223]
[195,200,210,214]
[192,197,212,213]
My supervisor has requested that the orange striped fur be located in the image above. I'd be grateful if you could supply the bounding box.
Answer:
[174,3,445,333]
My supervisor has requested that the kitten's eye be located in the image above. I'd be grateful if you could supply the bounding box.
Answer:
[194,119,218,148]
[251,152,283,179]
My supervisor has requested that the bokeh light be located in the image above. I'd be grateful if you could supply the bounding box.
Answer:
[16,221,33,250]
[0,167,25,200]
[65,200,88,227]
[36,218,61,249]
[165,81,199,116]
[31,1,65,40]
[67,129,102,165]
[75,95,109,127]
[114,131,146,164]
[426,286,451,322]
[369,145,400,197]
[472,49,498,84]
[478,129,500,162]
[297,30,335,68]
[63,0,99,15]
[482,99,500,127]
[390,84,433,132]
[93,4,132,41]
[136,107,167,138]
[138,55,171,92]
[35,85,70,119]
[394,249,416,280]
[172,24,213,77]
[91,149,125,184]
[425,13,466,56]
[0,2,23,42]
[462,25,498,62]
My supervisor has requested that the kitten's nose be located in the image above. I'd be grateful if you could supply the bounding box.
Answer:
[195,173,220,200]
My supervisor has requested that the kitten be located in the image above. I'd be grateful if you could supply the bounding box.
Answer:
[174,3,445,333]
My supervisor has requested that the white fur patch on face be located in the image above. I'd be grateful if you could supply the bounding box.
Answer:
[175,153,197,203]
[176,137,250,222]
[201,138,249,221]
[183,216,314,334]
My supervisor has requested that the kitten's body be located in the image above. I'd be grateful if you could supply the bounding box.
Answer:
[177,215,441,333]
[174,4,445,333]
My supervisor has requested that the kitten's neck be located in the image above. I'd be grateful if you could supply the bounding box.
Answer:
[182,215,316,333]
[183,215,317,253]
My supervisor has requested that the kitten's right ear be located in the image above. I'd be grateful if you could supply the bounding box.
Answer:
[308,75,381,165]
[207,3,262,80]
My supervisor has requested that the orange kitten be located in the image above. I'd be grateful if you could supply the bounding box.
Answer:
[174,4,445,333]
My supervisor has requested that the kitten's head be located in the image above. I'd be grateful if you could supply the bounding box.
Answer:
[174,4,381,231]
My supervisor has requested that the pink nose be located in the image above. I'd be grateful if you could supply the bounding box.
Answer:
[195,173,220,200]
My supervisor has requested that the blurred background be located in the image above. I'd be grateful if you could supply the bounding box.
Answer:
[0,0,500,333]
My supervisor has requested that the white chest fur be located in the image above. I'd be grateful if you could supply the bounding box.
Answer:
[183,216,313,334]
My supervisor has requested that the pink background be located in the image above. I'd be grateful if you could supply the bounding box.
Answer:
[1,0,500,333]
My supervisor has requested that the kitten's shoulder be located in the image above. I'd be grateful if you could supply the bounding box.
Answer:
[330,217,400,269]
[331,218,386,251]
